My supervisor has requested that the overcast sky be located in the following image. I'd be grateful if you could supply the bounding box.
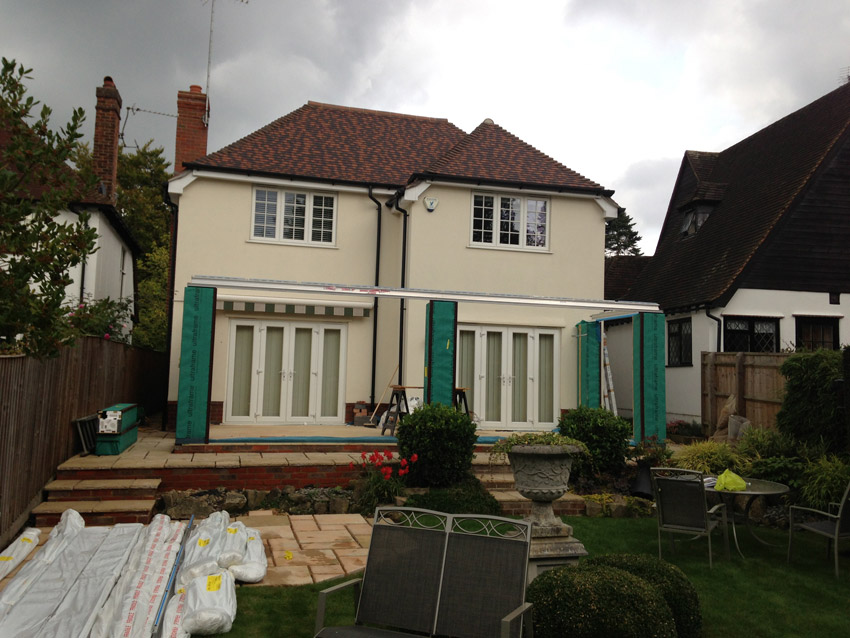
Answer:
[3,0,849,254]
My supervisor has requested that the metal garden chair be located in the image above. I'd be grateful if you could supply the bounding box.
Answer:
[651,467,730,568]
[788,478,850,578]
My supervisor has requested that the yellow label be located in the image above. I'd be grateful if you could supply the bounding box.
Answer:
[227,527,237,534]
[198,538,210,547]
[283,551,293,561]
[206,574,222,592]
[176,587,185,594]
[247,536,255,541]
[21,538,32,544]
[0,556,12,561]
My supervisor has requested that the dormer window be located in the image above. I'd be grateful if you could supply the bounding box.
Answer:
[680,204,712,237]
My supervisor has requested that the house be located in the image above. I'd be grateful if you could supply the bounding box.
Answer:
[166,93,657,435]
[0,76,139,335]
[609,80,850,423]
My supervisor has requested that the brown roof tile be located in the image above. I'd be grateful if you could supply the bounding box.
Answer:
[605,256,653,300]
[627,81,850,311]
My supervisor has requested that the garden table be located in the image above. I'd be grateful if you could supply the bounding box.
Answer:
[708,477,789,558]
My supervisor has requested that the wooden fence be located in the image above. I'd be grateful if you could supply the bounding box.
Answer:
[701,351,789,433]
[0,337,168,546]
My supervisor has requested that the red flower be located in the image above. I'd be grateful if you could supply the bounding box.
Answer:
[400,458,408,467]
[361,451,367,460]
[385,450,393,460]
[349,462,354,469]
[410,454,418,463]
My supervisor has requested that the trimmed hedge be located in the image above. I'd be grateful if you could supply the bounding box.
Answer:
[403,476,501,515]
[559,406,631,477]
[526,564,676,638]
[583,554,702,638]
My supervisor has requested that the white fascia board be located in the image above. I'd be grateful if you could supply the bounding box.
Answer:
[178,169,396,196]
[167,171,198,203]
[190,275,661,313]
[594,197,619,220]
[402,181,431,203]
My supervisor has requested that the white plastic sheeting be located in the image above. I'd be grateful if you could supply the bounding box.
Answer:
[181,570,237,636]
[34,523,143,638]
[0,527,40,581]
[177,511,230,586]
[228,527,267,583]
[160,591,190,638]
[218,521,248,568]
[90,514,187,638]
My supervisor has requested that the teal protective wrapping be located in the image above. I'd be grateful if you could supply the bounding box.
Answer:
[424,301,457,406]
[176,286,216,444]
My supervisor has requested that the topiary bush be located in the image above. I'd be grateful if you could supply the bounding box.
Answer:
[800,455,850,510]
[776,350,845,454]
[582,554,701,638]
[403,476,501,515]
[396,403,477,487]
[559,406,631,478]
[526,564,676,638]
[674,440,739,474]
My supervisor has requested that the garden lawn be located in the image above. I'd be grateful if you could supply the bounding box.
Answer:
[210,516,850,638]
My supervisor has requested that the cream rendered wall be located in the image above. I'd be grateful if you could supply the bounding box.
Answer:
[168,176,383,405]
[664,311,715,423]
[398,184,608,414]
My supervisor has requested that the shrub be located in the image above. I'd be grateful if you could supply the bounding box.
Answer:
[526,564,676,638]
[800,455,850,510]
[396,403,477,487]
[583,553,702,638]
[776,350,845,454]
[351,449,417,514]
[65,295,133,343]
[743,455,808,491]
[737,426,800,460]
[403,476,501,515]
[674,440,738,474]
[559,406,631,477]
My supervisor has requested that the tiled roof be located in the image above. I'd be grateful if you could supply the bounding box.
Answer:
[604,256,653,301]
[420,120,606,193]
[626,81,850,311]
[190,102,466,188]
[189,103,607,193]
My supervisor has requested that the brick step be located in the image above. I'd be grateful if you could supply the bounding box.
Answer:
[32,500,157,527]
[489,489,586,517]
[472,470,516,489]
[45,478,161,501]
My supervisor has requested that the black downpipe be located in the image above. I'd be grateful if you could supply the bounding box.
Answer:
[394,197,409,386]
[69,205,88,303]
[162,184,179,430]
[705,307,722,352]
[367,186,382,406]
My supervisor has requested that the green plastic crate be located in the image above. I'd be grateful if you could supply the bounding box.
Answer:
[95,403,143,455]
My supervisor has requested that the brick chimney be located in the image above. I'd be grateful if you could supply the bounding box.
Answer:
[175,85,208,173]
[93,76,122,201]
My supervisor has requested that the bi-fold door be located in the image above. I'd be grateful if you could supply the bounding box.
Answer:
[226,320,345,424]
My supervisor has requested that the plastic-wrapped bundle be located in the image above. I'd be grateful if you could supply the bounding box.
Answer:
[228,527,267,583]
[181,570,237,636]
[217,521,248,568]
[160,590,190,638]
[178,511,230,586]
[0,527,40,580]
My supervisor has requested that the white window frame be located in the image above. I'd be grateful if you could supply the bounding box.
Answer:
[469,192,549,251]
[252,186,337,246]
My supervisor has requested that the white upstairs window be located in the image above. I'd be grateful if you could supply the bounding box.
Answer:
[252,187,336,246]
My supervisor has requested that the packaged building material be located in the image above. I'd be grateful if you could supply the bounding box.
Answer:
[228,527,267,583]
[217,521,248,568]
[181,570,237,636]
[160,590,190,638]
[0,527,40,580]
[178,511,230,586]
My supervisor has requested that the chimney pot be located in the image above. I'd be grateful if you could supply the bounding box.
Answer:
[103,76,115,87]
[190,85,203,93]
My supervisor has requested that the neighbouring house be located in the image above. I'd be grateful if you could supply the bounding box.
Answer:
[1,76,139,336]
[166,92,658,435]
[607,80,850,423]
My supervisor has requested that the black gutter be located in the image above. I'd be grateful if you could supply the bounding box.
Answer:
[367,186,383,406]
[391,196,409,386]
[409,172,614,197]
[162,184,179,430]
[181,163,402,193]
[69,204,89,304]
[705,307,722,352]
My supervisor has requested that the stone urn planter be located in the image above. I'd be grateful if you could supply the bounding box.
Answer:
[507,444,580,528]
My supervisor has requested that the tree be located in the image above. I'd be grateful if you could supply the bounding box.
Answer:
[0,59,97,357]
[605,209,643,256]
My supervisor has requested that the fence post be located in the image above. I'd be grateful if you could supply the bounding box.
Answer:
[705,352,716,434]
[736,351,746,418]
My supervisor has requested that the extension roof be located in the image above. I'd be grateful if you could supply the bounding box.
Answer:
[625,81,850,311]
[187,101,608,194]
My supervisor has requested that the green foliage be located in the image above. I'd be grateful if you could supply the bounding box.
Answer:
[403,476,501,515]
[351,450,415,515]
[65,295,132,343]
[526,564,676,638]
[799,455,850,510]
[0,58,98,358]
[776,350,846,454]
[559,406,631,477]
[132,244,169,350]
[396,403,477,487]
[489,431,587,462]
[115,141,171,256]
[744,455,808,491]
[737,426,800,459]
[605,209,643,257]
[673,440,738,474]
[583,554,702,638]
[631,435,673,466]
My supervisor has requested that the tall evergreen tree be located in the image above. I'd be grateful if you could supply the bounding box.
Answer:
[606,209,643,256]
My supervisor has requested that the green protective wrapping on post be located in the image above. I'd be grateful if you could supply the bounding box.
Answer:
[633,312,667,442]
[176,286,216,444]
[576,320,601,407]
[424,301,457,406]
